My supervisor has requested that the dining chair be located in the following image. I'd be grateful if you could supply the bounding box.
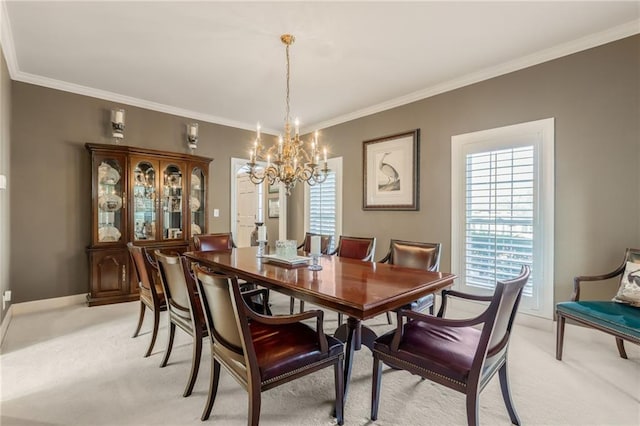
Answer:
[154,251,210,397]
[290,232,333,314]
[332,235,376,324]
[193,232,236,251]
[128,242,167,358]
[195,265,345,425]
[379,239,441,324]
[371,265,531,426]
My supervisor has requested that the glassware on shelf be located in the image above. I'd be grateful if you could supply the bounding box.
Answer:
[98,162,121,185]
[98,193,123,212]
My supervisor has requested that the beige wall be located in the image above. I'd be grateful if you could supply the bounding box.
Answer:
[289,35,640,303]
[0,45,11,320]
[8,35,640,305]
[9,84,277,303]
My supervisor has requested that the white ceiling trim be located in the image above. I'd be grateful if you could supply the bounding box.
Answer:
[308,19,640,133]
[2,3,638,136]
[0,0,18,78]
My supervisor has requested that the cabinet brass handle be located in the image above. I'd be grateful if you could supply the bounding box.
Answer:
[122,265,126,284]
[122,192,126,209]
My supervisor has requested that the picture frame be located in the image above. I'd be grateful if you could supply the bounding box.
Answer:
[170,196,182,212]
[363,129,419,210]
[268,181,279,193]
[268,198,280,218]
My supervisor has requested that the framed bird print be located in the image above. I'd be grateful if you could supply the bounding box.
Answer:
[363,129,419,210]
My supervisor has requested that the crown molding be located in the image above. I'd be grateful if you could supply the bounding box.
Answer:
[0,0,19,78]
[14,70,275,133]
[305,19,640,132]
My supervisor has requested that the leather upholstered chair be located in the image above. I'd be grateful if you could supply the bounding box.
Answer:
[193,233,236,251]
[332,235,376,324]
[290,232,333,314]
[371,266,531,426]
[195,265,345,425]
[297,232,333,254]
[128,242,167,358]
[556,248,640,360]
[155,251,209,397]
[331,235,376,261]
[379,239,441,324]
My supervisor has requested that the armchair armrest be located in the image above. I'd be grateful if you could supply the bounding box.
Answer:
[378,251,391,264]
[390,308,487,351]
[572,263,626,301]
[244,307,329,353]
[240,288,270,314]
[437,288,493,317]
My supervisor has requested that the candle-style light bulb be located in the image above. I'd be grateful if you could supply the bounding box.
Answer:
[256,123,261,139]
[267,154,271,168]
[294,118,300,135]
[323,147,327,163]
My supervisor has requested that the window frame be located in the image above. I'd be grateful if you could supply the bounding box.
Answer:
[451,118,555,319]
[304,157,343,252]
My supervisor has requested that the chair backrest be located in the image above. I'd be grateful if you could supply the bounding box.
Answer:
[155,251,191,321]
[300,232,333,254]
[475,265,531,374]
[385,239,441,271]
[195,265,249,367]
[335,236,376,261]
[127,242,157,295]
[193,233,235,251]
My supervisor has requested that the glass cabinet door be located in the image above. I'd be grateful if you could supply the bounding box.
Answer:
[162,163,184,240]
[190,167,205,237]
[97,157,125,243]
[132,159,158,241]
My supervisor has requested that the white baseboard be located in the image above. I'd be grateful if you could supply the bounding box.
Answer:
[12,293,87,316]
[0,304,13,348]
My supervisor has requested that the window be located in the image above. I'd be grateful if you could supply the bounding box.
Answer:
[304,157,342,252]
[451,118,554,318]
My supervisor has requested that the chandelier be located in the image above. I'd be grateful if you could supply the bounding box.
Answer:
[247,34,329,196]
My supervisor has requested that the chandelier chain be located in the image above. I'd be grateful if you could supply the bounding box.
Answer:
[285,43,290,125]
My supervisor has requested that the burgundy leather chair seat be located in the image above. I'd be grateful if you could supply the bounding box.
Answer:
[251,321,344,381]
[374,320,481,383]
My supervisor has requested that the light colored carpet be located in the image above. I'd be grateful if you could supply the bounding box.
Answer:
[1,292,638,426]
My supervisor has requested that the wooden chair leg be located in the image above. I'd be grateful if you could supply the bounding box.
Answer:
[159,322,176,367]
[498,362,521,425]
[132,301,146,338]
[335,357,345,426]
[338,313,343,325]
[466,392,479,426]
[144,307,161,358]
[201,358,221,421]
[555,314,566,361]
[299,300,305,312]
[370,355,383,421]
[289,296,295,314]
[248,383,261,426]
[385,312,392,325]
[183,332,203,397]
[615,338,628,359]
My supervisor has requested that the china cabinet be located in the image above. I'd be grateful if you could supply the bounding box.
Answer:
[86,143,212,306]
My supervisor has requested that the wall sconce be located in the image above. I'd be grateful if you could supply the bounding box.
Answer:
[111,108,125,142]
[187,122,198,152]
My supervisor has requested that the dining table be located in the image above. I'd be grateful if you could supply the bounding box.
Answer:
[185,246,456,401]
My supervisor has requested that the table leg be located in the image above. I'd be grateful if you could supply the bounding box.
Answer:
[334,317,380,404]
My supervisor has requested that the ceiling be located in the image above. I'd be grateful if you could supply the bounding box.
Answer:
[1,1,639,135]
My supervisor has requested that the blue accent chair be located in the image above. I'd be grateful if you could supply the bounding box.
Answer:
[556,248,640,360]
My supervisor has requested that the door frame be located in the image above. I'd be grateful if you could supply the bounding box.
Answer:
[230,157,287,242]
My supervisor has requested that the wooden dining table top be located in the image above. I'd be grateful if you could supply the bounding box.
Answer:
[185,247,456,320]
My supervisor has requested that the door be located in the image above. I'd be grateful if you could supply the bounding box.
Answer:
[236,172,257,247]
